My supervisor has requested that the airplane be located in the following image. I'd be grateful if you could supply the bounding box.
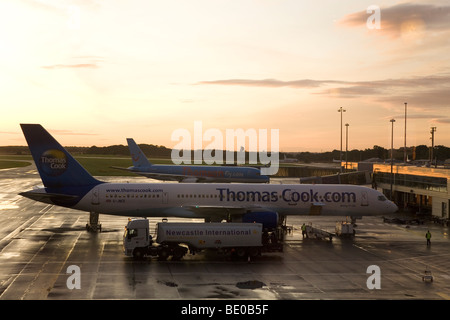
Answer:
[280,153,298,163]
[112,138,270,183]
[19,124,398,232]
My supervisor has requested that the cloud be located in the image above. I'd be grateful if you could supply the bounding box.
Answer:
[434,118,450,124]
[376,88,450,108]
[328,75,450,101]
[49,129,98,136]
[198,78,346,88]
[42,56,104,70]
[386,113,447,121]
[42,63,99,69]
[198,74,450,96]
[197,74,450,115]
[318,85,382,97]
[339,3,450,38]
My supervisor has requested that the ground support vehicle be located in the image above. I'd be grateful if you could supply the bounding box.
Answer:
[422,268,433,282]
[304,224,333,241]
[123,219,282,260]
[335,221,355,237]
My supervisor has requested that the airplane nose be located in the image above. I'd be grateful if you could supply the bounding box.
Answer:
[390,201,399,213]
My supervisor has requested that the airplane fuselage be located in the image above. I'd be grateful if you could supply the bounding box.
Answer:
[128,164,269,183]
[29,182,397,220]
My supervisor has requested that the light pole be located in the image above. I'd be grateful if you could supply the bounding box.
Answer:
[345,123,349,172]
[403,102,408,209]
[390,119,396,201]
[430,126,437,166]
[404,102,407,164]
[338,107,346,173]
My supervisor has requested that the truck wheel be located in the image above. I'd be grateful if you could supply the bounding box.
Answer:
[172,247,186,261]
[133,248,145,260]
[158,247,170,261]
[236,247,247,259]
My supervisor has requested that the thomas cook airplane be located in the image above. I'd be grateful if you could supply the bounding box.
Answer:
[112,138,269,183]
[19,124,398,231]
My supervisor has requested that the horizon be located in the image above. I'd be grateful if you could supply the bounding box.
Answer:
[1,1,449,152]
[1,142,448,155]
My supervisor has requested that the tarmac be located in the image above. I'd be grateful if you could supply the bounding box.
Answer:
[1,164,450,300]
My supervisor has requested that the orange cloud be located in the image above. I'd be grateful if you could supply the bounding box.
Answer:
[49,129,98,136]
[198,79,346,88]
[198,74,450,124]
[339,3,450,38]
[199,75,450,98]
[42,63,99,69]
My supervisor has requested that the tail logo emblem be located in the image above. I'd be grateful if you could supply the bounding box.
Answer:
[39,149,68,176]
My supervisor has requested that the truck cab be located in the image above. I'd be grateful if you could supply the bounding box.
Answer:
[123,218,151,258]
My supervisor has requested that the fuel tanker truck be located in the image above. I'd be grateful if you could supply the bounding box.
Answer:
[123,219,282,260]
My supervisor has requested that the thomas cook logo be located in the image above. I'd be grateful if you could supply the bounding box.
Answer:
[39,149,67,176]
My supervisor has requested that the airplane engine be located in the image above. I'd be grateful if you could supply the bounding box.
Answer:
[242,211,279,230]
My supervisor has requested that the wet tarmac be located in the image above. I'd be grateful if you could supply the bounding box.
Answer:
[1,164,450,300]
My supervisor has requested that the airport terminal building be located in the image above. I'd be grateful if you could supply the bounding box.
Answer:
[372,164,450,219]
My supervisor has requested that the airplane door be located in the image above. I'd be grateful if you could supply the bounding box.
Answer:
[162,192,169,204]
[361,191,369,206]
[91,186,100,205]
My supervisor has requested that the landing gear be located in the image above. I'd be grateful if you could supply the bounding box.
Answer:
[349,216,359,227]
[86,211,102,232]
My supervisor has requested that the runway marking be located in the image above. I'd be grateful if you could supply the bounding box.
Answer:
[39,204,53,214]
[437,292,450,300]
[0,201,19,210]
[0,216,38,245]
[20,231,83,299]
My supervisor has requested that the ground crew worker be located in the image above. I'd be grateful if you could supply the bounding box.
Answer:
[426,230,432,246]
[301,223,307,239]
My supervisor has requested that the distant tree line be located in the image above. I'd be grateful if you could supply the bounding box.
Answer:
[83,144,172,157]
[1,144,450,163]
[0,144,171,158]
[291,145,450,163]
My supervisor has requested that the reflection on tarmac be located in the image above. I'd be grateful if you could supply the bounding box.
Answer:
[1,164,450,300]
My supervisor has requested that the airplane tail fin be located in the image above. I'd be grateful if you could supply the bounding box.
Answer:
[20,124,102,188]
[126,138,152,167]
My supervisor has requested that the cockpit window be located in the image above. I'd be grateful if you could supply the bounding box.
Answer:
[378,195,387,201]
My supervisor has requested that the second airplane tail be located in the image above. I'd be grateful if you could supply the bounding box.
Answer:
[126,138,152,167]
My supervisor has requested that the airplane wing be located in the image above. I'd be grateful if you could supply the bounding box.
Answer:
[181,204,274,216]
[180,204,280,227]
[183,202,328,219]
[111,166,205,182]
[137,172,198,182]
[110,166,132,172]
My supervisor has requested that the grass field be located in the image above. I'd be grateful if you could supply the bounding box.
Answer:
[0,154,172,176]
[0,160,32,170]
[0,154,275,176]
[76,157,135,176]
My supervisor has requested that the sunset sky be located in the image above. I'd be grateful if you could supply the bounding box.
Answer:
[1,0,449,152]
